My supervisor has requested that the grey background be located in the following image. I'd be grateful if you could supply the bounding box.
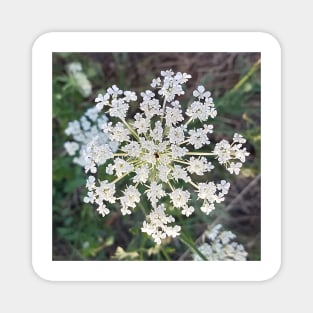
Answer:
[1,0,309,311]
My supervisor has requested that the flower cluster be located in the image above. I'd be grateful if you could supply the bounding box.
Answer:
[64,107,118,169]
[193,224,248,261]
[66,69,249,244]
[66,62,92,98]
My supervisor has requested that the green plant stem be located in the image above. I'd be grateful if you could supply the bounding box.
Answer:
[179,233,208,261]
[184,117,193,127]
[120,118,140,141]
[185,152,215,156]
[188,180,198,189]
[160,246,171,261]
[230,59,261,93]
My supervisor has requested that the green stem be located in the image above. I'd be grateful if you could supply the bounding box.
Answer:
[179,233,208,261]
[112,171,131,184]
[172,159,190,166]
[160,246,171,261]
[188,180,198,189]
[167,180,175,192]
[120,118,140,141]
[230,59,261,92]
[185,152,215,156]
[178,139,190,146]
[184,117,193,127]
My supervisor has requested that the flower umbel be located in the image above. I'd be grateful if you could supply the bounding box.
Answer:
[193,224,248,261]
[70,70,249,244]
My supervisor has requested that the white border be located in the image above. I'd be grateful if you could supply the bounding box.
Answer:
[32,32,281,281]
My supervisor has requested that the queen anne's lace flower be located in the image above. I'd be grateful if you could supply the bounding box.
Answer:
[66,62,92,98]
[193,224,248,261]
[67,70,250,244]
[64,107,118,168]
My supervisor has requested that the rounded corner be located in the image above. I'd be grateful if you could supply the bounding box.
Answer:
[31,260,54,282]
[257,31,282,52]
[32,32,54,52]
[259,259,282,282]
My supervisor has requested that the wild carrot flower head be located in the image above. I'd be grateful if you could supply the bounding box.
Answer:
[193,224,248,261]
[65,69,250,244]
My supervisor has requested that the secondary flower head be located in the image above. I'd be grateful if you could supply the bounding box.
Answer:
[66,62,92,98]
[193,224,248,261]
[74,69,249,244]
[64,106,118,169]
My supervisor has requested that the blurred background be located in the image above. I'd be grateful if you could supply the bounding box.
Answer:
[53,52,260,261]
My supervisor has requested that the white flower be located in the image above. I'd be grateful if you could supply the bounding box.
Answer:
[188,126,211,149]
[166,225,182,238]
[193,85,211,99]
[170,189,190,208]
[174,72,192,84]
[64,141,79,156]
[235,147,250,163]
[95,93,110,111]
[157,70,191,102]
[96,204,110,217]
[186,101,215,121]
[86,176,96,190]
[227,162,242,175]
[214,139,232,164]
[171,165,190,183]
[200,203,215,215]
[97,180,116,203]
[182,206,194,217]
[66,62,92,97]
[214,137,249,167]
[141,204,181,244]
[141,90,155,101]
[133,164,150,183]
[109,99,129,119]
[168,125,186,144]
[113,158,134,177]
[197,182,218,202]
[171,145,188,158]
[90,107,104,121]
[193,224,248,261]
[233,133,246,144]
[84,159,97,174]
[165,101,184,126]
[80,116,91,131]
[157,164,171,182]
[83,191,96,204]
[109,122,130,143]
[64,107,117,170]
[146,182,166,206]
[217,180,230,194]
[107,85,123,98]
[65,120,81,136]
[124,90,137,102]
[187,157,213,175]
[151,77,161,88]
[161,69,174,78]
[150,121,163,142]
[67,62,82,73]
[133,113,150,134]
[71,69,250,243]
[120,185,140,215]
[140,98,161,118]
[122,141,141,158]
